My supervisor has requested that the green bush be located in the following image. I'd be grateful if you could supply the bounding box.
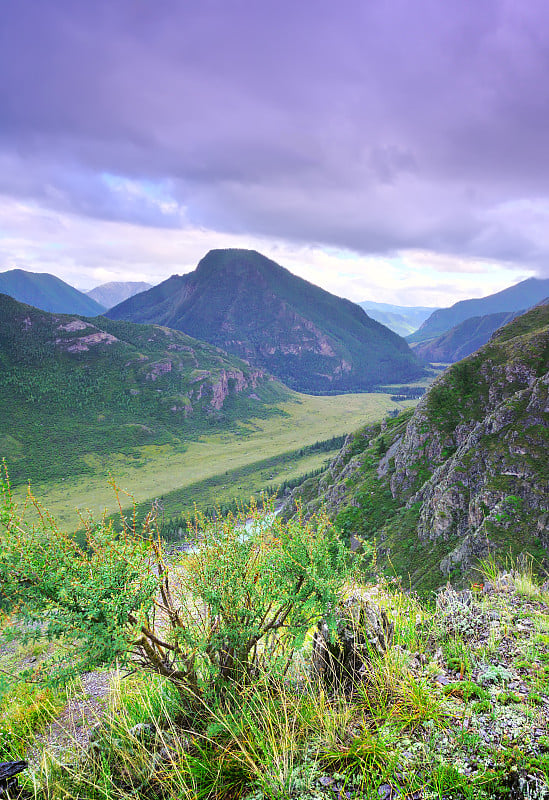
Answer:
[0,467,362,703]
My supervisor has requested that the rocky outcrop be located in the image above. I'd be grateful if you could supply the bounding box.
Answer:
[145,360,173,381]
[57,319,91,333]
[183,367,266,411]
[209,368,263,410]
[55,326,118,352]
[389,307,549,577]
[286,305,549,590]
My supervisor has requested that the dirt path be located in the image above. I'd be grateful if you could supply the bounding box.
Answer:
[30,671,112,765]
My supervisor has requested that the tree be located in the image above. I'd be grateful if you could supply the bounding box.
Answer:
[376,436,387,456]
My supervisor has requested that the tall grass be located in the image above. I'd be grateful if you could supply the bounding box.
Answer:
[477,552,548,601]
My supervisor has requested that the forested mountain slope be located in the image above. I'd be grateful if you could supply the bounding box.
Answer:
[412,310,521,363]
[107,249,424,393]
[0,294,288,486]
[408,277,549,343]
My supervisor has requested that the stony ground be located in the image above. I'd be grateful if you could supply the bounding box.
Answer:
[28,671,112,765]
[389,578,549,799]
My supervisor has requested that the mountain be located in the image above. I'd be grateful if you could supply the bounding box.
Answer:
[0,269,105,315]
[0,294,289,487]
[412,310,521,363]
[284,304,549,592]
[86,281,152,309]
[408,277,549,343]
[359,301,438,337]
[107,249,424,393]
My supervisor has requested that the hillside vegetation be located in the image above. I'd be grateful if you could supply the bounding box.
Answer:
[0,293,289,488]
[285,305,549,593]
[1,489,548,800]
[107,249,424,393]
[0,293,418,527]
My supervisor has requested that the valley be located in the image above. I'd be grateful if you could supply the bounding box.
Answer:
[0,269,547,800]
[0,279,424,532]
[1,267,546,586]
[3,10,549,797]
[11,388,416,528]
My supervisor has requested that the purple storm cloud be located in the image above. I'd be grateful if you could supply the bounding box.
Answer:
[1,0,549,289]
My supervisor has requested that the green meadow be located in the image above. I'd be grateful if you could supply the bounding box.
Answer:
[12,391,416,529]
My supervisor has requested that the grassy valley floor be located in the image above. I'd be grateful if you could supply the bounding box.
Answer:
[11,391,417,529]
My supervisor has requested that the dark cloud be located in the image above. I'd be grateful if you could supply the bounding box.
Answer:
[2,0,549,275]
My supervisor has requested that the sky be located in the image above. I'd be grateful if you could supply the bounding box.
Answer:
[1,0,549,306]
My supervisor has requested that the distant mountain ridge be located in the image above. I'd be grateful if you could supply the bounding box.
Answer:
[412,310,521,363]
[86,281,152,309]
[359,301,438,337]
[408,277,549,343]
[107,249,424,393]
[0,269,105,315]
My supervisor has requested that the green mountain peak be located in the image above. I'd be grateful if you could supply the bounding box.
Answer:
[107,249,424,393]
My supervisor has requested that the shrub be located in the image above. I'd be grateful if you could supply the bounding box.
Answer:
[0,466,361,703]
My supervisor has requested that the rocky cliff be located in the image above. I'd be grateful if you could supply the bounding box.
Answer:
[284,305,549,592]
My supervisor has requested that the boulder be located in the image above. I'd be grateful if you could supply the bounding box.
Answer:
[0,761,27,797]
